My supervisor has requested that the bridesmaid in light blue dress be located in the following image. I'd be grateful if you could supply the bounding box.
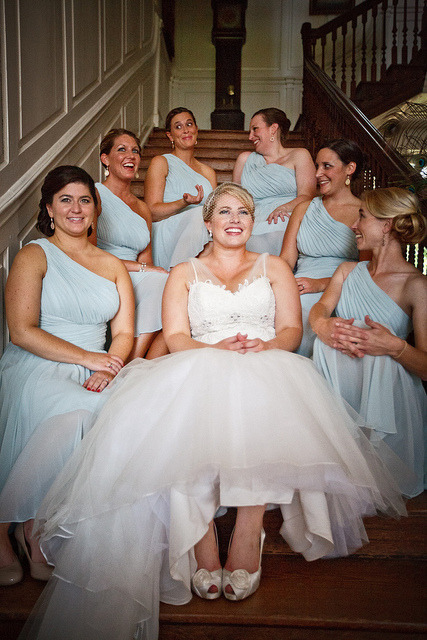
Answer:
[144,108,217,270]
[98,128,169,359]
[281,139,364,357]
[0,166,134,586]
[310,187,427,497]
[233,108,316,255]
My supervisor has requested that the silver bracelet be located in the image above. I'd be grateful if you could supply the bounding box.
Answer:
[139,263,147,272]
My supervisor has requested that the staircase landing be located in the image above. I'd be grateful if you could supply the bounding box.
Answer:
[1,493,426,639]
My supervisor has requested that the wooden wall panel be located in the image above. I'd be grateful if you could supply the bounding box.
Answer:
[0,0,171,354]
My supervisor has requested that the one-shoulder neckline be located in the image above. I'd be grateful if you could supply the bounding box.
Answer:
[191,253,268,294]
[256,153,294,175]
[163,153,211,183]
[359,261,411,321]
[36,239,118,289]
[317,197,355,231]
[96,182,145,221]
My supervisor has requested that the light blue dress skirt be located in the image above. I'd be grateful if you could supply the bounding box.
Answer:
[295,197,358,357]
[151,155,213,270]
[96,183,168,336]
[0,239,119,521]
[313,261,426,497]
[241,152,297,255]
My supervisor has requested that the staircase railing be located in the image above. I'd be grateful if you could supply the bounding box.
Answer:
[302,0,426,106]
[300,6,426,273]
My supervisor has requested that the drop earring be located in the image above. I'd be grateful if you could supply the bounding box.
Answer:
[171,140,175,149]
[104,167,110,179]
[208,230,213,238]
[345,176,351,186]
[382,234,386,246]
[50,218,55,230]
[135,170,139,179]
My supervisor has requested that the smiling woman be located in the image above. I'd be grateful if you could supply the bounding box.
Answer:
[21,183,405,640]
[0,165,134,587]
[96,128,169,360]
[280,139,364,357]
[144,107,217,270]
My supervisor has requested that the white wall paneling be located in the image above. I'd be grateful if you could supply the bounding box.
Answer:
[0,0,171,353]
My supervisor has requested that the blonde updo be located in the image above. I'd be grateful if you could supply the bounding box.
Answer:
[203,182,255,222]
[362,187,426,245]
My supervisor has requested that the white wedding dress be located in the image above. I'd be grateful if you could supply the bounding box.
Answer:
[21,254,405,640]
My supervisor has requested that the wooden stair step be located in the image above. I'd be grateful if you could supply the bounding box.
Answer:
[1,494,425,639]
[159,557,426,638]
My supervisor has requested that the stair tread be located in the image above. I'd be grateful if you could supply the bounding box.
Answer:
[159,557,426,631]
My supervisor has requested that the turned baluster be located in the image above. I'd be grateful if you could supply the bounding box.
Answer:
[412,0,419,60]
[381,0,389,79]
[321,34,326,70]
[402,0,408,64]
[371,3,378,82]
[331,28,337,83]
[341,23,347,93]
[391,0,398,65]
[361,11,367,82]
[350,16,357,99]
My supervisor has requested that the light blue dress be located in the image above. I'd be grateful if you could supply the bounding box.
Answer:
[313,261,426,497]
[96,183,168,336]
[0,239,119,522]
[241,152,297,255]
[151,154,214,270]
[295,197,358,357]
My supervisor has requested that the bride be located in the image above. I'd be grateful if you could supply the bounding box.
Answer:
[21,183,405,640]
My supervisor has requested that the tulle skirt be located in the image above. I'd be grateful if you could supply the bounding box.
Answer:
[21,348,405,640]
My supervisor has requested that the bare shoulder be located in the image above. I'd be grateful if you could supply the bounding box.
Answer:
[13,242,48,271]
[288,147,313,163]
[236,151,252,164]
[335,260,358,281]
[198,160,217,185]
[267,254,293,279]
[148,154,168,173]
[404,267,427,300]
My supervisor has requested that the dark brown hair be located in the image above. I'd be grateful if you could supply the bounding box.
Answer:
[36,166,97,237]
[165,107,197,132]
[318,139,365,181]
[100,128,142,168]
[251,108,291,146]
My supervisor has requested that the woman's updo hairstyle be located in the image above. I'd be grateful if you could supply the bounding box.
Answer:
[362,187,426,245]
[36,165,97,237]
[252,108,291,146]
[203,182,255,222]
[319,139,365,180]
[165,107,197,132]
[99,128,142,168]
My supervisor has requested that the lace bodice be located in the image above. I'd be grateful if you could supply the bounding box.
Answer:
[188,253,276,344]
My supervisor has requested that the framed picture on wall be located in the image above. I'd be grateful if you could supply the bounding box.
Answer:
[309,0,354,14]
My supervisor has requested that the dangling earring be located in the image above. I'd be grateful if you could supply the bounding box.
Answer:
[104,167,110,179]
[135,170,139,179]
[382,233,386,246]
[208,230,213,238]
[171,140,175,149]
[270,135,275,142]
[195,139,198,146]
[50,218,55,230]
[345,176,351,186]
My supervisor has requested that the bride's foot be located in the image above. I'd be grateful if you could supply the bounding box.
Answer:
[223,527,265,601]
[192,522,222,599]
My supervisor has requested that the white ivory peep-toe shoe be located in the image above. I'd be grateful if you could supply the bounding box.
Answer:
[191,523,222,600]
[222,528,265,601]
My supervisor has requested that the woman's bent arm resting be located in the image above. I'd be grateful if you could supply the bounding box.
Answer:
[6,243,134,380]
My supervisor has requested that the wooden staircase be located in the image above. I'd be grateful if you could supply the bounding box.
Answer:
[131,129,308,199]
[1,492,426,639]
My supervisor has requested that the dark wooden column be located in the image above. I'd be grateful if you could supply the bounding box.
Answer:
[210,0,247,130]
